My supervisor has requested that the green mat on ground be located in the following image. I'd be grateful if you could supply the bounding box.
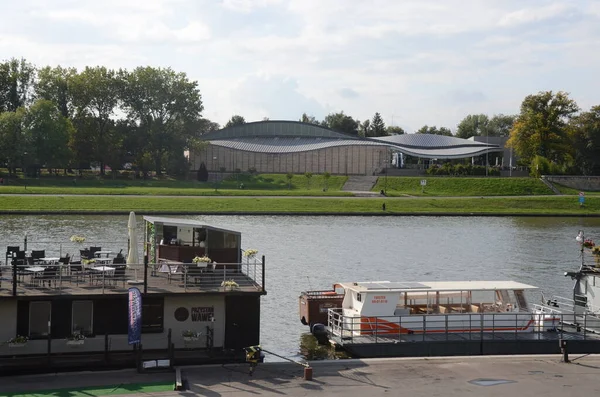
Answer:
[0,381,174,397]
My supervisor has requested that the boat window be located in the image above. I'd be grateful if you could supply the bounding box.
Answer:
[29,301,51,338]
[470,290,496,304]
[142,297,164,333]
[72,301,93,336]
[357,293,362,302]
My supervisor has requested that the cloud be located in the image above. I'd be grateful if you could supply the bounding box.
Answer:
[338,88,360,99]
[1,0,599,130]
[229,74,328,121]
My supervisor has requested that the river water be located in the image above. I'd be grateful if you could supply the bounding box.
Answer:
[1,215,599,360]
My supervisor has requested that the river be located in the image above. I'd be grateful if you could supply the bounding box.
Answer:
[1,214,599,360]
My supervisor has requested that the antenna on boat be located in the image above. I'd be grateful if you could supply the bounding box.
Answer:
[306,276,313,290]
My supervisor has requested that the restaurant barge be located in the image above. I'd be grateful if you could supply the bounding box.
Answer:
[0,216,266,375]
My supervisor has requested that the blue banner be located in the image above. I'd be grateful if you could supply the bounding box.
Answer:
[128,287,142,345]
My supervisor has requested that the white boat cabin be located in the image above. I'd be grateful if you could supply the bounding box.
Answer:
[337,281,537,318]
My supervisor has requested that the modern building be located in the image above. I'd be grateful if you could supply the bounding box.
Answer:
[190,120,504,176]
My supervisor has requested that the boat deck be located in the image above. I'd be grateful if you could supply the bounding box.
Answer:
[0,263,265,297]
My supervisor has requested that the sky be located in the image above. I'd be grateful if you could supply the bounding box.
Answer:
[1,0,600,133]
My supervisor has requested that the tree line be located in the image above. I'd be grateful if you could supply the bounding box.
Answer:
[0,57,210,177]
[2,57,598,177]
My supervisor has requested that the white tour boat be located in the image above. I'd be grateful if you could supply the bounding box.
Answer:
[300,280,559,337]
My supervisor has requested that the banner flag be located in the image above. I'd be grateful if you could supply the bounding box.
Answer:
[128,287,142,345]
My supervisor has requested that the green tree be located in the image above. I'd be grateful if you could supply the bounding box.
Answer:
[300,113,320,125]
[70,66,121,175]
[359,119,370,137]
[323,111,358,135]
[304,172,313,189]
[121,66,204,176]
[386,126,405,135]
[456,114,489,139]
[322,171,331,191]
[22,100,73,175]
[416,125,453,136]
[569,105,600,175]
[0,108,26,176]
[36,65,77,119]
[225,115,246,127]
[0,57,36,112]
[369,112,387,137]
[507,91,579,165]
[488,114,516,137]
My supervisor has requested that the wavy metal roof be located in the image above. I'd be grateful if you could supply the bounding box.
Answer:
[209,137,388,154]
[202,120,503,159]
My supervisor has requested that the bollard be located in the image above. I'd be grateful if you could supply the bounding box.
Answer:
[304,366,313,381]
[560,339,570,363]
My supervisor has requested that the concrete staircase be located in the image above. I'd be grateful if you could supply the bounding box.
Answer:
[342,176,379,195]
[540,177,562,195]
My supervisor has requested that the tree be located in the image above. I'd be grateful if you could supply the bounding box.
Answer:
[300,113,320,125]
[121,66,204,176]
[359,119,370,137]
[22,100,74,175]
[70,66,121,175]
[304,172,313,189]
[0,108,26,176]
[416,125,453,136]
[0,57,36,112]
[386,126,405,135]
[507,91,579,165]
[225,115,246,127]
[488,114,516,137]
[197,162,209,181]
[323,111,358,135]
[456,114,489,139]
[569,105,600,175]
[322,171,331,191]
[369,112,387,137]
[36,65,77,119]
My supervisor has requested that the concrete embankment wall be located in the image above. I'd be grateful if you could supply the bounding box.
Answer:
[545,176,600,191]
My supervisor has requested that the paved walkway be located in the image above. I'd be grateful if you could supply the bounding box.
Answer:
[3,355,600,396]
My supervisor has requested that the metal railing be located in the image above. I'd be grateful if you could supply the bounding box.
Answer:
[327,308,600,344]
[0,260,265,296]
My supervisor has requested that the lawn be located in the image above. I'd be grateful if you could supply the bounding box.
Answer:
[0,381,174,397]
[373,177,555,196]
[0,195,596,215]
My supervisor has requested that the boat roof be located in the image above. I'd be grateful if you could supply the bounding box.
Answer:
[337,281,538,292]
[142,216,241,235]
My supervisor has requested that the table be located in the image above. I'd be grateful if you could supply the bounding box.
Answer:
[91,266,115,273]
[40,257,60,263]
[94,257,113,264]
[94,251,113,257]
[24,266,44,273]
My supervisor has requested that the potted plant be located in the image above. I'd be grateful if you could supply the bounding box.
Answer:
[66,332,86,346]
[193,256,211,267]
[592,246,600,256]
[583,238,595,249]
[7,335,28,348]
[243,249,258,262]
[70,235,86,244]
[182,330,200,342]
[221,279,239,291]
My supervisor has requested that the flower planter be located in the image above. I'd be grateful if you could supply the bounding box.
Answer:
[183,336,198,342]
[66,339,85,346]
[8,342,26,348]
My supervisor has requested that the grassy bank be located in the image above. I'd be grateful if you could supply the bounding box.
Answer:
[0,195,597,215]
[373,177,558,196]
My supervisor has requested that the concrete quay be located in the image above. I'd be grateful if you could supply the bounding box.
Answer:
[3,355,600,396]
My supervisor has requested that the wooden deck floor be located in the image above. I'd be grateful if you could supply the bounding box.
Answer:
[0,271,263,297]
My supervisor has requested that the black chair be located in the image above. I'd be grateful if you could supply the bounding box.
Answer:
[40,266,59,288]
[31,250,45,261]
[5,246,19,266]
[112,265,127,287]
[59,254,71,265]
[112,256,126,264]
[13,250,26,266]
[80,249,91,260]
[90,247,101,257]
